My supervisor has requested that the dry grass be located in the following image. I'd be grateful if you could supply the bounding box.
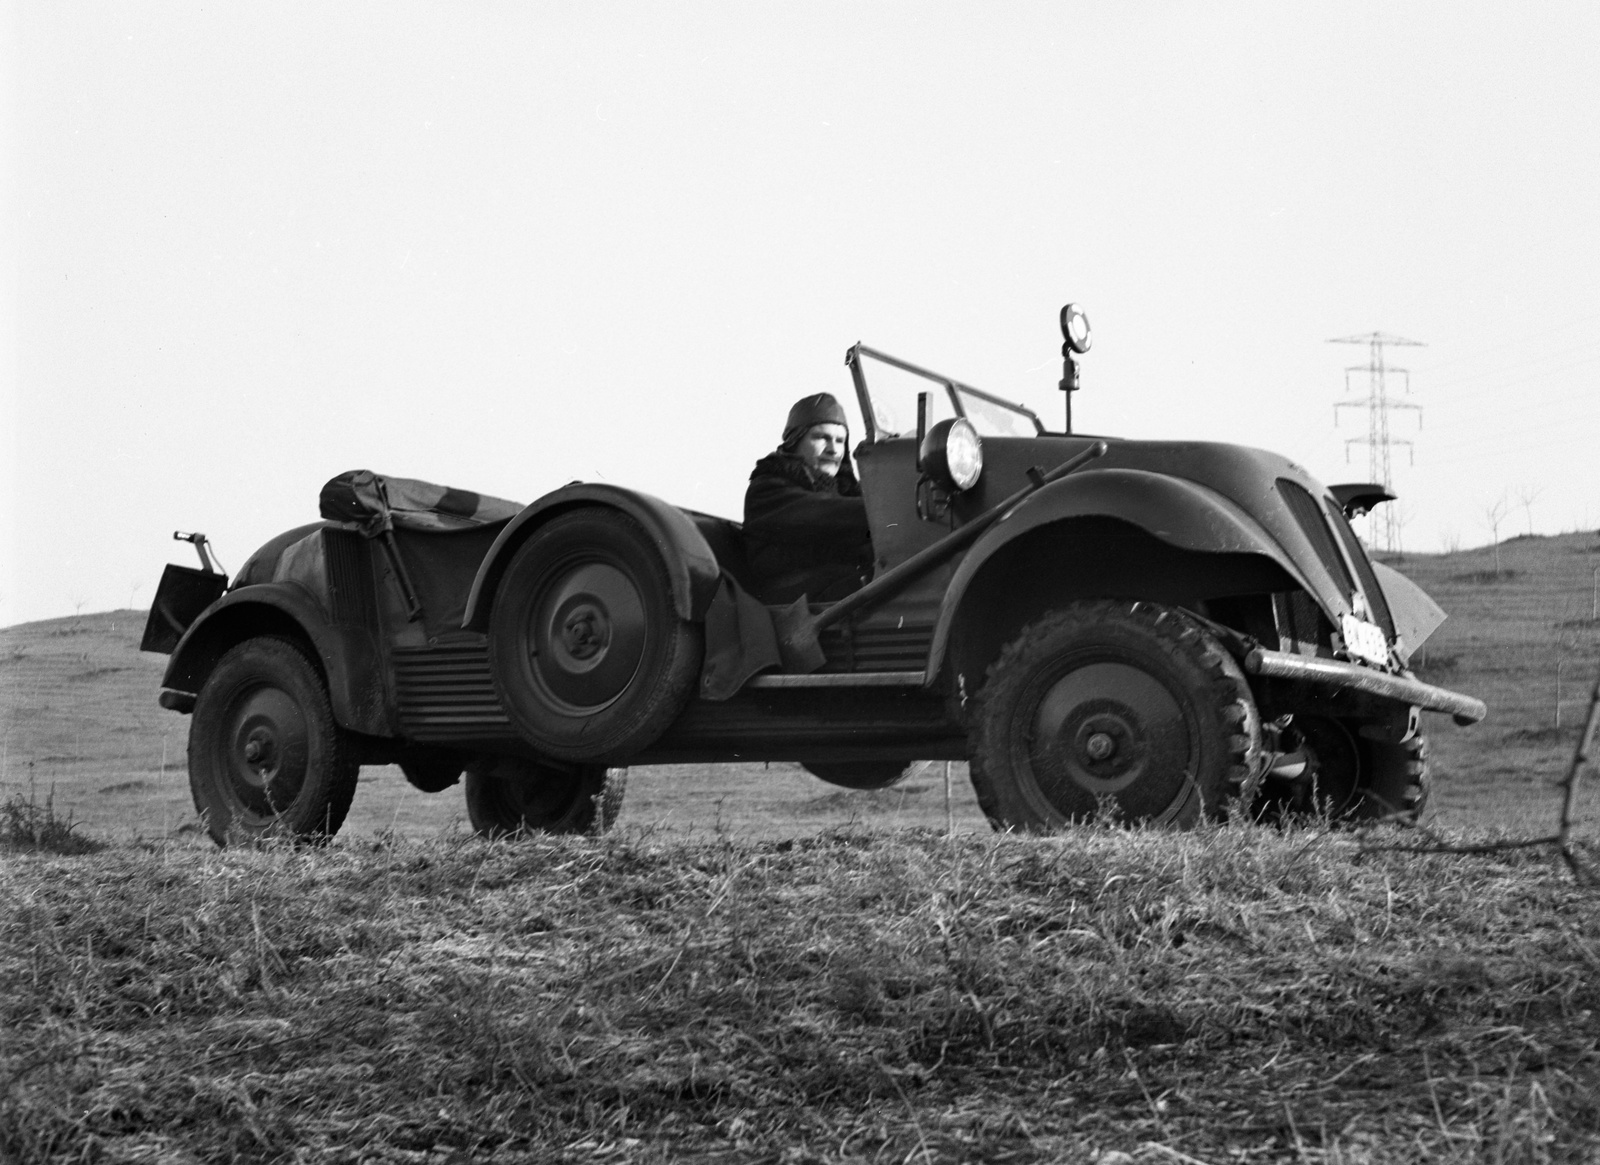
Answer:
[3,535,1599,1161]
[4,823,1598,1163]
[1,781,104,857]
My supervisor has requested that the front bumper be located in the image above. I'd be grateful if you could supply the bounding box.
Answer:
[1242,648,1487,726]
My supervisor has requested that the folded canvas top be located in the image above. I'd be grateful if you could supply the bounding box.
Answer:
[319,470,523,536]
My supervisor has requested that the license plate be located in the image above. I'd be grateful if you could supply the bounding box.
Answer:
[1339,613,1389,666]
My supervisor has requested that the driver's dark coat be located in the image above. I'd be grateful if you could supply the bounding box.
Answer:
[742,451,873,603]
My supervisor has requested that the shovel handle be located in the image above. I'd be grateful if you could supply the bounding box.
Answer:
[808,439,1109,634]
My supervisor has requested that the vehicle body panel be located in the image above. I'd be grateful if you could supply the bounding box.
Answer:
[925,465,1315,680]
[162,577,391,736]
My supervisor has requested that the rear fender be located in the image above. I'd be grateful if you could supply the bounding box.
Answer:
[162,583,391,736]
[928,468,1314,682]
[462,484,722,630]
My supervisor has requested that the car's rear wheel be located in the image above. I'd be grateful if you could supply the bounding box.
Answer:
[489,509,703,763]
[463,756,625,838]
[801,760,919,791]
[968,600,1261,830]
[188,636,359,845]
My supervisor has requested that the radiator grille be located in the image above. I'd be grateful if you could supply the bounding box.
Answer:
[1321,498,1395,636]
[323,529,377,630]
[1277,479,1354,594]
[393,642,510,742]
[1272,590,1325,654]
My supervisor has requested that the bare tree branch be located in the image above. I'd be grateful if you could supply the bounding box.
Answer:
[1515,484,1545,538]
[1484,492,1510,576]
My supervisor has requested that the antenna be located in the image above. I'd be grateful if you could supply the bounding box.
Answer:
[1330,331,1424,552]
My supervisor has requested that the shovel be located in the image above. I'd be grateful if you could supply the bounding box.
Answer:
[773,440,1109,672]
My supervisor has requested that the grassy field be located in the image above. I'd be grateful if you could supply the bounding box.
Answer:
[1375,532,1600,837]
[2,533,1598,1162]
[4,825,1598,1162]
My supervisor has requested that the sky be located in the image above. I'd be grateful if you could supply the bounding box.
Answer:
[4,1,1598,628]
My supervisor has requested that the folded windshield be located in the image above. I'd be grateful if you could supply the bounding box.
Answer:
[847,345,1044,441]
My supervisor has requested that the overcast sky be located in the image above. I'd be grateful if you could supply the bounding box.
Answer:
[4,2,1597,628]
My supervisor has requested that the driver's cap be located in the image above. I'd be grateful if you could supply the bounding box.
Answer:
[781,393,849,449]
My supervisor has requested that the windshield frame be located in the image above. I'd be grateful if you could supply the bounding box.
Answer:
[846,344,1046,442]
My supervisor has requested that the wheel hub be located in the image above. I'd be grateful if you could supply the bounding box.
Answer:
[1082,728,1118,761]
[224,686,310,818]
[242,727,278,773]
[530,562,648,709]
[1030,660,1191,812]
[561,605,609,660]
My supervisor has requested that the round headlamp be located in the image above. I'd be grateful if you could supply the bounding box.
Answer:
[921,417,984,492]
[1060,303,1092,354]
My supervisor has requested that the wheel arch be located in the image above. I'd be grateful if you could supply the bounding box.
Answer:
[162,583,392,736]
[929,470,1311,694]
[463,484,722,632]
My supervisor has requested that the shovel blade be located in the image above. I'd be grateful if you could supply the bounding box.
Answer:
[771,596,826,674]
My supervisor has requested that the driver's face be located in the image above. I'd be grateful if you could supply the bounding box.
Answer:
[795,423,848,480]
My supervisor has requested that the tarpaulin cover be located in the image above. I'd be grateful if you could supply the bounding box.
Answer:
[319,470,523,537]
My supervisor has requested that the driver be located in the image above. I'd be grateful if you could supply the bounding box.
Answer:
[743,393,873,604]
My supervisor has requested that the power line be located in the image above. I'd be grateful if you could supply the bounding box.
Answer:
[1330,331,1424,553]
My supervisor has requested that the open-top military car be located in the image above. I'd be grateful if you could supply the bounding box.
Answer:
[144,305,1485,844]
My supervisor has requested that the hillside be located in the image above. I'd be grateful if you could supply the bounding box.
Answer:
[2,532,1597,842]
[3,542,1598,1163]
[1374,531,1600,834]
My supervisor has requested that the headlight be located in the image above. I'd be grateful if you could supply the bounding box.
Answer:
[921,417,984,492]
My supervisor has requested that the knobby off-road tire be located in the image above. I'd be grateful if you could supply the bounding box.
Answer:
[1273,717,1430,824]
[968,600,1262,831]
[489,509,703,763]
[188,636,359,846]
[801,760,918,791]
[463,757,626,838]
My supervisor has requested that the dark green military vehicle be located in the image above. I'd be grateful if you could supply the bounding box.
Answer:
[143,305,1485,844]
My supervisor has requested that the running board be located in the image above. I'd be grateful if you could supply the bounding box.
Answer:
[745,671,927,689]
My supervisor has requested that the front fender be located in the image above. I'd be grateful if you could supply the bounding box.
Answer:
[927,468,1316,679]
[462,483,722,631]
[162,582,391,736]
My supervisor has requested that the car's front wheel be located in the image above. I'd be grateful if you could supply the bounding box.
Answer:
[1257,717,1429,824]
[967,600,1261,830]
[188,636,359,845]
[463,757,625,838]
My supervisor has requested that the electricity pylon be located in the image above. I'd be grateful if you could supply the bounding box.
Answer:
[1330,332,1424,552]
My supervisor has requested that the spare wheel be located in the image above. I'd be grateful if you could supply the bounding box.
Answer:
[489,508,703,762]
